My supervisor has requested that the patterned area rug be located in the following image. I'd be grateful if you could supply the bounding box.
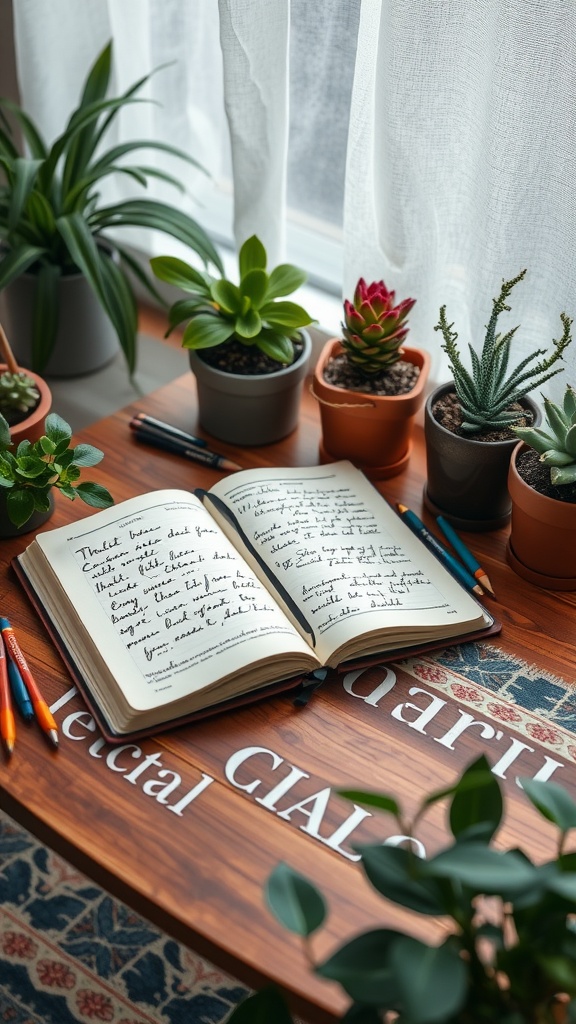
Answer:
[1,642,575,1023]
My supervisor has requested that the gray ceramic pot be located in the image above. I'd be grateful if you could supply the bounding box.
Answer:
[0,492,54,539]
[1,258,119,378]
[189,330,312,446]
[423,382,541,531]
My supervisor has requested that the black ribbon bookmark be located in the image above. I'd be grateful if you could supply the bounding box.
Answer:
[195,489,316,646]
[293,667,329,707]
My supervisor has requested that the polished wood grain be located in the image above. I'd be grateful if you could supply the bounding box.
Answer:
[1,367,575,1023]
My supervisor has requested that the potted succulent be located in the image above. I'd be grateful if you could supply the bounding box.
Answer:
[151,234,315,445]
[311,278,430,479]
[425,270,572,530]
[228,755,576,1023]
[0,322,51,444]
[506,385,576,589]
[0,41,222,378]
[0,411,113,536]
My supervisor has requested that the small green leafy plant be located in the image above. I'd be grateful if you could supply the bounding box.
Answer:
[0,41,223,374]
[435,269,573,434]
[513,384,576,487]
[151,234,315,364]
[341,277,416,376]
[0,371,40,423]
[227,755,576,1024]
[0,412,113,527]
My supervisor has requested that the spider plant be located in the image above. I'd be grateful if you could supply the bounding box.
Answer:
[0,41,223,374]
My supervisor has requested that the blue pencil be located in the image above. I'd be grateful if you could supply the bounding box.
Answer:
[396,504,484,597]
[436,516,495,597]
[7,657,34,721]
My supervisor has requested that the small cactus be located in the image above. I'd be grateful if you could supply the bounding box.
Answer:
[0,372,40,423]
[341,278,416,376]
[435,269,573,434]
[513,385,576,486]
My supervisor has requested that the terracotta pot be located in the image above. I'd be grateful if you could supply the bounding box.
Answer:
[312,340,430,480]
[506,442,576,590]
[189,329,312,446]
[0,365,52,446]
[1,254,119,377]
[423,383,541,531]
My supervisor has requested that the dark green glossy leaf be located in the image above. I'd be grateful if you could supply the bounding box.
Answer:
[265,862,326,937]
[6,488,35,528]
[32,262,60,372]
[149,256,213,294]
[0,244,46,290]
[238,234,266,276]
[260,300,314,329]
[239,268,269,307]
[265,263,307,300]
[182,314,235,349]
[98,248,138,373]
[211,279,242,314]
[317,928,401,1005]
[166,298,207,333]
[449,754,503,841]
[389,935,468,1023]
[44,413,72,444]
[235,308,262,339]
[257,328,295,363]
[520,778,576,831]
[70,444,104,468]
[74,481,114,508]
[359,845,448,915]
[9,158,42,232]
[424,843,538,894]
[0,417,12,449]
[337,789,401,817]
[12,456,46,479]
[225,986,294,1024]
[0,98,48,159]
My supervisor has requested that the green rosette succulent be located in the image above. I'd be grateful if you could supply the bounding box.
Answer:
[435,269,573,434]
[513,384,576,486]
[0,371,40,422]
[341,277,416,376]
[151,235,315,364]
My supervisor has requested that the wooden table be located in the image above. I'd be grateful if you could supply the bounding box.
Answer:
[1,374,575,1022]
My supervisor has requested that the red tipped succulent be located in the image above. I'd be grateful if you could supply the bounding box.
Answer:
[342,278,416,375]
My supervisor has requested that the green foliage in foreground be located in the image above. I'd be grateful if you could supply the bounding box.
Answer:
[227,755,576,1024]
[0,411,113,527]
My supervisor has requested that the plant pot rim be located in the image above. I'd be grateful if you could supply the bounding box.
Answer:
[189,328,312,384]
[425,382,540,448]
[508,441,576,525]
[0,364,52,441]
[313,339,430,407]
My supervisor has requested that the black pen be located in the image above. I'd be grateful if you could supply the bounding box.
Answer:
[133,426,242,472]
[130,413,208,449]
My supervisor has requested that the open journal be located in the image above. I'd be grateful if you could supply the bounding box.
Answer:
[15,461,498,740]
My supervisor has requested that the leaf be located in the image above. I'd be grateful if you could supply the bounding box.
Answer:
[256,328,295,363]
[265,263,307,300]
[359,845,448,915]
[449,754,503,841]
[97,248,138,373]
[388,936,468,1023]
[44,414,72,445]
[424,842,538,895]
[182,314,235,350]
[211,279,243,314]
[239,268,269,308]
[32,262,60,372]
[74,481,114,509]
[149,256,212,294]
[317,928,401,1005]
[238,234,267,276]
[260,300,314,329]
[337,789,400,817]
[70,444,104,468]
[265,862,326,937]
[8,158,42,232]
[0,244,46,291]
[520,778,576,831]
[225,987,294,1024]
[235,309,262,339]
[6,488,35,528]
[0,417,12,449]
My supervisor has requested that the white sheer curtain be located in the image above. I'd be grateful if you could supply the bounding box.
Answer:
[10,0,576,394]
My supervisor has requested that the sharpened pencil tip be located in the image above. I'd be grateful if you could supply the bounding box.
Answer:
[221,458,242,472]
[473,584,484,597]
[48,729,59,748]
[4,739,14,757]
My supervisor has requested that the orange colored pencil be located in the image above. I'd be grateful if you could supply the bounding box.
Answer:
[0,618,58,748]
[0,633,16,756]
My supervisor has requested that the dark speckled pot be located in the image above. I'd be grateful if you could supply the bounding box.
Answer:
[423,383,541,531]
